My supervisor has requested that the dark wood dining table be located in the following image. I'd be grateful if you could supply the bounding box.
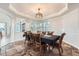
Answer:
[41,35,60,47]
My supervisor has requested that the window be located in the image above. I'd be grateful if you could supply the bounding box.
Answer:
[15,18,26,32]
[22,23,25,32]
[31,20,49,31]
[0,23,6,32]
[15,21,21,32]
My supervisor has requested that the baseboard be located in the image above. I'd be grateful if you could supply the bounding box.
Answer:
[64,40,79,50]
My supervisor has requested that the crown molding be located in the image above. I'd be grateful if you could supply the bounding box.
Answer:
[9,3,68,20]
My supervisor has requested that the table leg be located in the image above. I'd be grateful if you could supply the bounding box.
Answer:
[48,44,50,53]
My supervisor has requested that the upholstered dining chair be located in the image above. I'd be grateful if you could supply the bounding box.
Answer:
[0,32,2,55]
[47,31,54,36]
[23,32,31,42]
[53,33,66,56]
[23,32,27,44]
[0,32,2,39]
[23,31,34,47]
[32,34,45,55]
[34,34,41,50]
[42,32,46,35]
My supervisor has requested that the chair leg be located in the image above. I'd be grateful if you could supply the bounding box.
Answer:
[51,47,54,54]
[57,48,62,56]
[40,45,42,56]
[0,48,1,55]
[60,47,63,53]
[40,45,44,56]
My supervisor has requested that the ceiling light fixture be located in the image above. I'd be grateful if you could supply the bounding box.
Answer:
[35,8,43,19]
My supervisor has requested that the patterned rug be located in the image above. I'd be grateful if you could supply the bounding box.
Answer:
[0,40,79,56]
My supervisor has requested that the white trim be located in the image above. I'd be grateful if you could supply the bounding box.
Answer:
[9,3,68,20]
[9,4,35,20]
[0,8,13,18]
[43,3,68,19]
[64,40,79,49]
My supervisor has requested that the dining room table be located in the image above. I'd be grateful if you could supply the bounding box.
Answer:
[41,35,60,48]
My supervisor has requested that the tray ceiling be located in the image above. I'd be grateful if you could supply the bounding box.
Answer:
[9,3,68,20]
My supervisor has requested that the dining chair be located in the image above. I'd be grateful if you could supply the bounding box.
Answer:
[0,32,2,55]
[34,34,41,50]
[23,32,31,42]
[53,33,66,56]
[32,34,45,55]
[37,31,41,33]
[28,32,35,47]
[47,31,54,36]
[0,32,2,39]
[23,32,27,44]
[23,31,33,48]
[42,31,46,35]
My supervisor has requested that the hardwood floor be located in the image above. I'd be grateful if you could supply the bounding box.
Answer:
[0,40,79,56]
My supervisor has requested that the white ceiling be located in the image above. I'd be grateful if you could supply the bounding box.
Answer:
[9,3,68,20]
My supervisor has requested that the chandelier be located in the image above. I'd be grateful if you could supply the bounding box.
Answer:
[35,8,43,19]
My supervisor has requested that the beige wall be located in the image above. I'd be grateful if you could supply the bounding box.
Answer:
[48,17,63,35]
[62,8,79,49]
